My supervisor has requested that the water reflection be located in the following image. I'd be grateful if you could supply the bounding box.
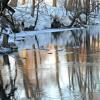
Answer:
[0,26,100,100]
[0,55,17,100]
[52,32,62,44]
[67,29,100,100]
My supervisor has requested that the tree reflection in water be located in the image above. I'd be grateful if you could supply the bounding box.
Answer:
[0,55,17,100]
[67,30,100,100]
[51,32,62,44]
[0,28,99,100]
[55,45,63,100]
[51,32,65,99]
[32,44,41,100]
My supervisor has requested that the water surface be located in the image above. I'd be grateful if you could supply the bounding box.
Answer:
[0,26,100,100]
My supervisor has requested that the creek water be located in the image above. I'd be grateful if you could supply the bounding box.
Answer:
[0,26,100,100]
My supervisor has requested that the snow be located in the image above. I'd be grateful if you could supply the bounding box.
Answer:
[12,0,100,31]
[13,1,70,30]
[0,0,99,46]
[0,0,100,45]
[35,14,51,30]
[80,14,86,22]
[61,16,72,26]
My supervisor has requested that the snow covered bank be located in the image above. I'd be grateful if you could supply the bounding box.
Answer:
[13,2,75,30]
[6,0,100,31]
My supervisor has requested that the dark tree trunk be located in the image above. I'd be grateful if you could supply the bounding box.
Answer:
[33,0,39,30]
[53,0,57,7]
[31,0,35,17]
[2,34,9,47]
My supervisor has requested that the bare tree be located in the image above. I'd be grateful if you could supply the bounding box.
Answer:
[84,0,90,23]
[64,0,67,14]
[67,0,74,11]
[53,0,57,7]
[18,0,28,5]
[31,0,36,17]
[22,0,26,5]
[33,0,40,30]
[9,0,18,7]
